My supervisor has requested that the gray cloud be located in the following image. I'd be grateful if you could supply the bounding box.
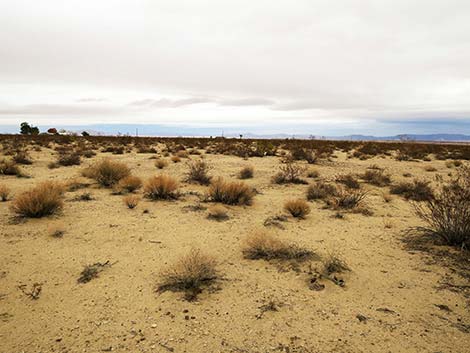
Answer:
[129,97,212,108]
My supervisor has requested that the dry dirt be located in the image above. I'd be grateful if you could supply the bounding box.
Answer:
[1,146,469,353]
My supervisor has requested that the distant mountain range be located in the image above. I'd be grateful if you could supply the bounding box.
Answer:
[0,124,469,142]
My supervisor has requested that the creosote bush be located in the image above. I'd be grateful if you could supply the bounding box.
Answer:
[390,179,434,201]
[117,175,143,193]
[284,199,311,218]
[239,166,254,179]
[208,177,254,205]
[157,249,218,301]
[11,181,64,218]
[185,160,212,185]
[144,174,179,200]
[84,159,131,187]
[415,166,470,247]
[242,231,313,261]
[272,161,307,184]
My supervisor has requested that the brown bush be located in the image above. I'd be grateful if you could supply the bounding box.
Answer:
[284,199,311,218]
[171,156,181,163]
[307,169,320,178]
[335,173,360,189]
[242,231,313,261]
[57,152,81,166]
[307,182,337,200]
[123,194,140,209]
[185,160,212,185]
[157,249,218,301]
[208,178,254,205]
[390,179,433,201]
[117,175,143,193]
[13,151,32,165]
[11,181,64,218]
[329,188,368,210]
[0,159,22,176]
[239,166,254,179]
[322,251,350,275]
[0,184,10,201]
[155,158,168,169]
[84,159,131,187]
[144,174,179,200]
[272,161,307,184]
[415,166,470,247]
[361,170,391,186]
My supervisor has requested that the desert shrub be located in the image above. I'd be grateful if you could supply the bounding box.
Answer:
[307,169,320,178]
[78,261,111,284]
[424,165,437,172]
[13,151,32,165]
[0,184,10,201]
[207,178,254,205]
[171,156,181,163]
[57,152,81,166]
[176,150,189,158]
[0,159,22,176]
[284,199,311,218]
[307,182,338,200]
[272,161,307,184]
[335,173,360,189]
[361,170,391,186]
[239,166,254,179]
[242,231,313,261]
[414,166,470,247]
[82,150,96,158]
[322,251,350,275]
[123,194,140,209]
[48,223,65,238]
[390,179,433,201]
[185,160,212,185]
[84,159,131,187]
[155,158,168,169]
[11,181,64,218]
[157,249,218,300]
[144,174,179,200]
[207,205,229,221]
[329,188,368,210]
[117,175,143,193]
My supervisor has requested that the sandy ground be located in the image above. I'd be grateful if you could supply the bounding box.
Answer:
[1,146,469,353]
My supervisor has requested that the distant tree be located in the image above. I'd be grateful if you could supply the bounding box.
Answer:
[82,131,90,136]
[20,122,39,135]
[47,128,58,135]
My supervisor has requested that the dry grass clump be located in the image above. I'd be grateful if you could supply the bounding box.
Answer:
[48,223,65,238]
[424,165,437,172]
[171,156,181,163]
[415,166,470,247]
[13,151,32,165]
[335,173,360,189]
[207,178,254,205]
[157,249,218,301]
[207,205,229,221]
[307,169,320,178]
[11,181,64,218]
[361,170,391,186]
[239,166,254,179]
[57,152,81,166]
[78,261,111,284]
[185,160,212,185]
[117,175,143,193]
[144,174,179,200]
[0,159,22,176]
[155,158,168,169]
[242,231,314,261]
[284,199,311,218]
[272,161,307,184]
[328,188,368,210]
[123,194,140,209]
[0,184,10,201]
[322,251,350,275]
[84,159,130,187]
[390,179,434,201]
[307,182,338,200]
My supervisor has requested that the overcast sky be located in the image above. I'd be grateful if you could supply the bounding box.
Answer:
[1,0,469,135]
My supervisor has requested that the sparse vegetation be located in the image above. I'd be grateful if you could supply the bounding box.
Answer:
[0,184,10,201]
[117,175,143,193]
[307,182,337,201]
[155,158,168,169]
[335,173,360,189]
[144,174,179,200]
[157,249,218,301]
[361,170,391,186]
[284,199,311,218]
[207,205,229,221]
[390,179,434,201]
[185,159,212,185]
[11,181,64,218]
[239,166,254,179]
[84,159,131,187]
[123,194,140,209]
[0,159,22,176]
[208,178,254,205]
[272,161,307,184]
